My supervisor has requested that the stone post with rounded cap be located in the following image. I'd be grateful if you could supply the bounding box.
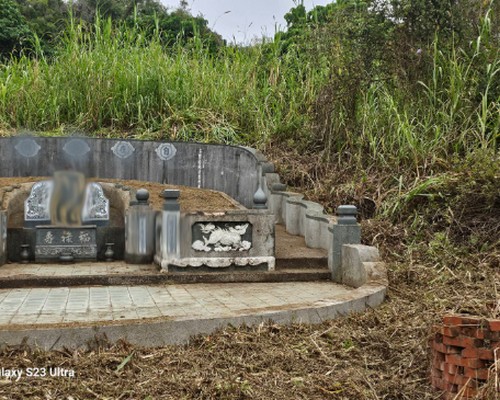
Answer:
[155,189,181,271]
[124,189,157,264]
[328,205,361,282]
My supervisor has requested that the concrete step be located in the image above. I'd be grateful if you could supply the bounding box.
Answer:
[0,269,331,288]
[275,224,328,270]
[275,257,328,270]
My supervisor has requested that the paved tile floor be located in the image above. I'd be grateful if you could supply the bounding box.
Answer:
[0,262,159,277]
[0,282,353,326]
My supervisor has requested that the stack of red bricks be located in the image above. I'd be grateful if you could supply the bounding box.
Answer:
[430,314,500,399]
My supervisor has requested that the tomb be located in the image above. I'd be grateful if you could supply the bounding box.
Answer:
[0,136,383,288]
[0,136,388,350]
[0,167,276,271]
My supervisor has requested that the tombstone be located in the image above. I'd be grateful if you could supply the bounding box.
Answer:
[22,171,111,262]
[50,170,86,226]
[24,172,110,227]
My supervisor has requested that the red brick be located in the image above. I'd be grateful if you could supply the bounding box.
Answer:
[443,372,480,388]
[491,341,500,350]
[431,376,445,390]
[447,363,459,375]
[441,326,461,337]
[442,335,483,348]
[433,341,462,354]
[432,341,446,353]
[443,314,482,326]
[432,367,443,379]
[464,367,490,380]
[443,315,465,326]
[488,320,500,332]
[434,360,446,371]
[443,371,465,385]
[455,386,479,398]
[448,364,459,375]
[445,382,459,393]
[460,326,489,339]
[434,332,444,344]
[445,354,484,368]
[461,347,494,360]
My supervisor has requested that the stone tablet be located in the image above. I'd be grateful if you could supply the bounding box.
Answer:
[24,173,110,226]
[82,182,109,223]
[192,222,253,252]
[35,226,97,262]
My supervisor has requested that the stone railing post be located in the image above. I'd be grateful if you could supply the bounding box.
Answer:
[329,205,361,282]
[124,189,157,264]
[156,189,181,271]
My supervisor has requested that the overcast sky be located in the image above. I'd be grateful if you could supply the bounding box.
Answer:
[159,0,333,44]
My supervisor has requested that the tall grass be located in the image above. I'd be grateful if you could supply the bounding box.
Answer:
[0,15,325,144]
[314,6,498,175]
[0,8,497,170]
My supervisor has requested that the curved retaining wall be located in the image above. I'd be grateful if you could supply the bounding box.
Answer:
[0,137,385,288]
[0,137,261,209]
[0,136,342,254]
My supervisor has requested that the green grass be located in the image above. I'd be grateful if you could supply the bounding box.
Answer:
[0,9,497,176]
[0,16,324,145]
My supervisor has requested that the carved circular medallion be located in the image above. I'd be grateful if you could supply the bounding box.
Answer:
[155,143,177,161]
[111,141,135,159]
[63,139,90,158]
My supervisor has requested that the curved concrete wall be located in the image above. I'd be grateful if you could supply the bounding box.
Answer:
[0,137,261,208]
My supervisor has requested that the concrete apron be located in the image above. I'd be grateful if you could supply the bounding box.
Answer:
[0,281,386,350]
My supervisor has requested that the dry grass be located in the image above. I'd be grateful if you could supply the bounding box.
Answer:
[0,148,498,399]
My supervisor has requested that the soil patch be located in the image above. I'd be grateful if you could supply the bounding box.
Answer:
[0,177,240,212]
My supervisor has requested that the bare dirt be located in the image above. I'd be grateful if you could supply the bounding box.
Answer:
[0,177,239,212]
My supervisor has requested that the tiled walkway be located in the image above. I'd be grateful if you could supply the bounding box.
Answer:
[0,282,355,326]
[0,262,158,277]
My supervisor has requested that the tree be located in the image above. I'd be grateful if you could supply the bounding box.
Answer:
[15,0,67,55]
[72,0,129,23]
[0,0,31,56]
[125,2,224,52]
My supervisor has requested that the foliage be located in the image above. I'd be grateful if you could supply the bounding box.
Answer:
[0,0,32,57]
[0,16,321,143]
[125,5,224,53]
[0,0,498,172]
[11,0,223,57]
[275,0,500,174]
[15,0,67,55]
[71,0,132,22]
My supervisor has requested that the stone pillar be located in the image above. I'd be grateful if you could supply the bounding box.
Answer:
[329,205,361,282]
[157,189,181,271]
[124,189,157,264]
[0,211,6,265]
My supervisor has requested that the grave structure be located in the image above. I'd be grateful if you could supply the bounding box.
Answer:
[0,136,386,286]
[0,135,388,349]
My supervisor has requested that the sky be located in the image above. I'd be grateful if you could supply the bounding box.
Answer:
[159,0,333,44]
